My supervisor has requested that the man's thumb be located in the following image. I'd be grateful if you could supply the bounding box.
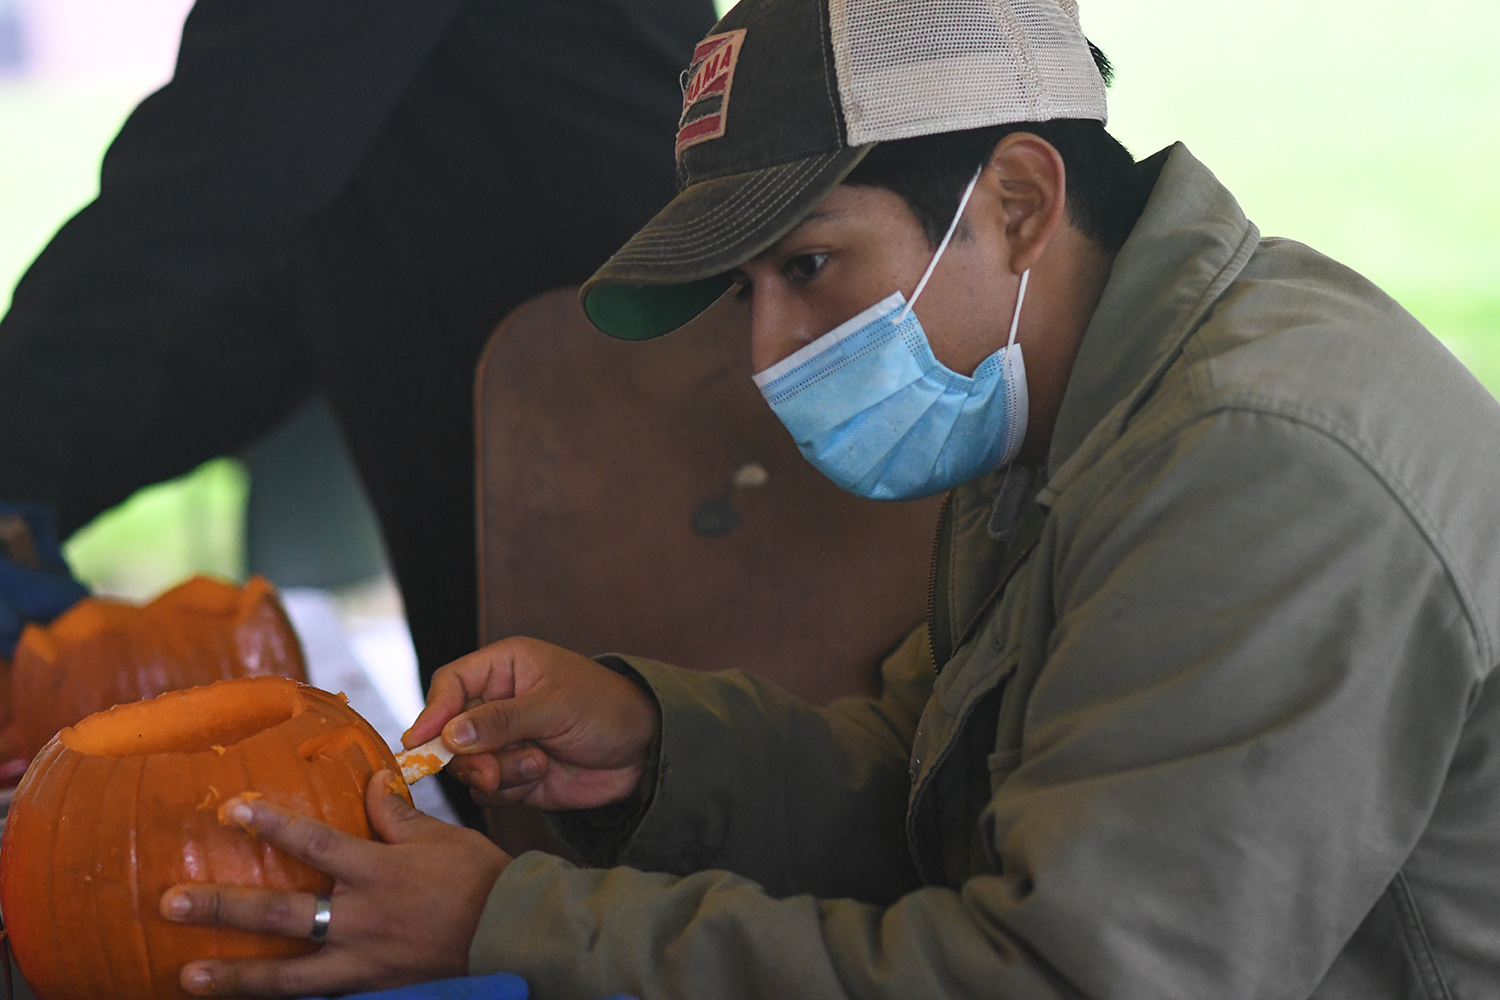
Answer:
[366,769,435,843]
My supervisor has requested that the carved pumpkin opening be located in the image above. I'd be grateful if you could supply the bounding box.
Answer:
[60,676,304,757]
[22,599,136,654]
[9,576,307,762]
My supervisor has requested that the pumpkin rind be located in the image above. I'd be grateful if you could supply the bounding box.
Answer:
[0,675,407,1000]
[10,576,307,760]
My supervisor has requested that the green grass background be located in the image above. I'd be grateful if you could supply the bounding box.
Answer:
[1082,0,1500,385]
[2,0,1496,594]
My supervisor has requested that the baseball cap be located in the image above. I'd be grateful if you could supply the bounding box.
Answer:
[581,0,1108,341]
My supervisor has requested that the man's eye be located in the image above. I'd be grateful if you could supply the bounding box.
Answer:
[783,253,829,283]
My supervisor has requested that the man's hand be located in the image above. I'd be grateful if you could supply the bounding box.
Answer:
[160,770,509,998]
[403,637,659,811]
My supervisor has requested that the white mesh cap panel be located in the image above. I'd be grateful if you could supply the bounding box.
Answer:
[829,0,1107,147]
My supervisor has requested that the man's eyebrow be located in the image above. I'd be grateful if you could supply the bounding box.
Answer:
[797,206,846,226]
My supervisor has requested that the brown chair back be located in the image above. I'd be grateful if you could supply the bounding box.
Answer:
[474,288,941,851]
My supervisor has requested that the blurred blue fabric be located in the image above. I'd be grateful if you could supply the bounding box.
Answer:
[303,976,640,1000]
[309,973,529,1000]
[0,502,88,657]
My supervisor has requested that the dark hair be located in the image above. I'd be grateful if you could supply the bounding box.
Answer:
[843,44,1149,252]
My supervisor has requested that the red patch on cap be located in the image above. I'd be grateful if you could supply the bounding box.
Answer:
[676,29,747,160]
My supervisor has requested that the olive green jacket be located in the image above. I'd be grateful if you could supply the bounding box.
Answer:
[468,145,1500,999]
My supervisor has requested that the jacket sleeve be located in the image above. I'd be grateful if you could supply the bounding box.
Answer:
[549,624,934,904]
[468,410,1481,1000]
[0,0,464,527]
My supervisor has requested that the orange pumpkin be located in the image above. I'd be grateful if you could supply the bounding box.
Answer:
[9,576,306,760]
[0,675,407,1000]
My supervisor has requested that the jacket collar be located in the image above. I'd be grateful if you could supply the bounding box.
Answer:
[1040,143,1261,502]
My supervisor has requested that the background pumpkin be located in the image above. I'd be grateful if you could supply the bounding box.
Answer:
[0,675,408,1000]
[9,576,306,760]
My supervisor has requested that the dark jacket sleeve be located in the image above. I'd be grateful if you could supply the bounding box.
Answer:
[0,0,465,528]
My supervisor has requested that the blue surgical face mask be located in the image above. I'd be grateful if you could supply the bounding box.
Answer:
[753,168,1031,501]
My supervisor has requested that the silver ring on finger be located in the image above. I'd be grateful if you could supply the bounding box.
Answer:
[309,894,333,943]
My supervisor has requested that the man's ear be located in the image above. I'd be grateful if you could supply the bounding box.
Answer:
[980,133,1068,274]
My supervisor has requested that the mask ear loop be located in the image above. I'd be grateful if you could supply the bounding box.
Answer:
[898,164,984,323]
[1006,269,1030,349]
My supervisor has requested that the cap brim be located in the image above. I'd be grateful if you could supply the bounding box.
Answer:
[581,146,873,340]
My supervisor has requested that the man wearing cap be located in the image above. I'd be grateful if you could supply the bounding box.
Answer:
[162,0,1500,997]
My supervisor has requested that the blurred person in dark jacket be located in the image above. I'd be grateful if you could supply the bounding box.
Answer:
[0,0,715,751]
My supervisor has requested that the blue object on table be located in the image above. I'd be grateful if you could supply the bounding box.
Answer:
[300,975,642,1000]
[310,972,530,1000]
[0,502,88,657]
